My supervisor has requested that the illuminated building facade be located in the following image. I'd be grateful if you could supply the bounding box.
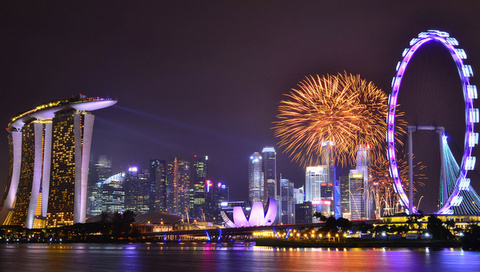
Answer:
[90,172,125,215]
[349,144,373,220]
[294,186,304,204]
[349,169,366,220]
[0,96,116,228]
[88,155,112,215]
[295,201,312,224]
[339,175,351,219]
[321,141,335,213]
[279,177,294,224]
[221,198,277,228]
[262,147,276,204]
[191,155,208,218]
[305,165,332,218]
[150,159,167,213]
[124,166,151,214]
[166,158,190,216]
[248,152,263,203]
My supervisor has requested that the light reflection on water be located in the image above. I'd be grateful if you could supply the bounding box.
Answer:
[0,243,479,272]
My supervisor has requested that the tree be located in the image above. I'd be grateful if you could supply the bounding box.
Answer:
[336,217,351,232]
[313,212,327,221]
[406,214,424,231]
[112,210,136,239]
[427,215,453,240]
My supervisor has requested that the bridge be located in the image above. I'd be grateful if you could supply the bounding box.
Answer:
[141,220,381,242]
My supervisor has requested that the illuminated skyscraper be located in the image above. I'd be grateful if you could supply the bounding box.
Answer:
[294,186,304,204]
[339,175,350,218]
[248,152,263,203]
[0,96,116,228]
[279,177,294,224]
[349,144,372,220]
[150,159,167,212]
[262,147,277,204]
[192,155,208,218]
[87,155,112,215]
[90,172,125,215]
[205,180,229,222]
[124,166,150,214]
[166,158,190,216]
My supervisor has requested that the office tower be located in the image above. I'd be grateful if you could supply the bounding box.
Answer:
[166,158,190,216]
[262,147,277,204]
[90,172,125,215]
[305,165,333,218]
[96,155,112,182]
[205,181,229,221]
[192,155,208,218]
[88,155,112,215]
[0,96,116,229]
[295,201,312,223]
[294,186,305,204]
[124,166,150,214]
[349,144,373,220]
[248,152,263,203]
[349,169,365,220]
[339,176,350,219]
[279,177,294,224]
[321,141,335,212]
[150,159,167,212]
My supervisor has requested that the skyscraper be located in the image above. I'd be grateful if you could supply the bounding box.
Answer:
[150,159,167,212]
[339,175,350,218]
[262,147,277,204]
[90,172,125,215]
[192,155,208,218]
[88,155,112,215]
[166,158,190,216]
[349,144,373,220]
[321,141,335,212]
[0,96,116,228]
[279,177,294,224]
[248,152,263,203]
[124,166,150,214]
[294,186,305,204]
[305,165,333,218]
[204,181,229,222]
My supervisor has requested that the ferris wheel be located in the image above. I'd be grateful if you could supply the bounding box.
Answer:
[387,30,478,214]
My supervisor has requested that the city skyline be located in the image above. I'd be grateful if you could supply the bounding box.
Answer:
[1,2,480,212]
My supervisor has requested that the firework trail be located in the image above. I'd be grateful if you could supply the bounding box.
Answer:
[274,72,405,167]
[369,156,426,216]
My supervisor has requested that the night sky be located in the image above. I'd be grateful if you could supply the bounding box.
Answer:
[1,1,480,213]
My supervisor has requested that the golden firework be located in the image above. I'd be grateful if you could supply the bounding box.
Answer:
[369,155,426,216]
[274,72,405,167]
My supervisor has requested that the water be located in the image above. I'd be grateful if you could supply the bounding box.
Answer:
[0,243,479,272]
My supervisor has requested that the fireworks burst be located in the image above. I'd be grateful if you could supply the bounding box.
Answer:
[274,72,405,167]
[369,155,426,217]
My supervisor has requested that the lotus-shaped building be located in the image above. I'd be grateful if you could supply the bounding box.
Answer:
[221,198,277,228]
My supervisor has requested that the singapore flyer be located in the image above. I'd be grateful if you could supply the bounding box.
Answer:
[387,30,478,215]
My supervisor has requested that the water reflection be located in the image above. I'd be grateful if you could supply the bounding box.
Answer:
[0,243,478,272]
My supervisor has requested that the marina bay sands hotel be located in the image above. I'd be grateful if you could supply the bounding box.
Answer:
[0,95,116,229]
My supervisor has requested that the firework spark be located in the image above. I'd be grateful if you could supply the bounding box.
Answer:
[369,155,426,217]
[274,72,405,167]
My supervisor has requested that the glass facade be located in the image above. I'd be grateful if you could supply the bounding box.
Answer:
[262,147,276,203]
[248,152,263,203]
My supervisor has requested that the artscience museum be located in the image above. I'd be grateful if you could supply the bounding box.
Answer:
[221,198,277,228]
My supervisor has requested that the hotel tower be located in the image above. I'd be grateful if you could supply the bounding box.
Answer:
[0,95,116,228]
